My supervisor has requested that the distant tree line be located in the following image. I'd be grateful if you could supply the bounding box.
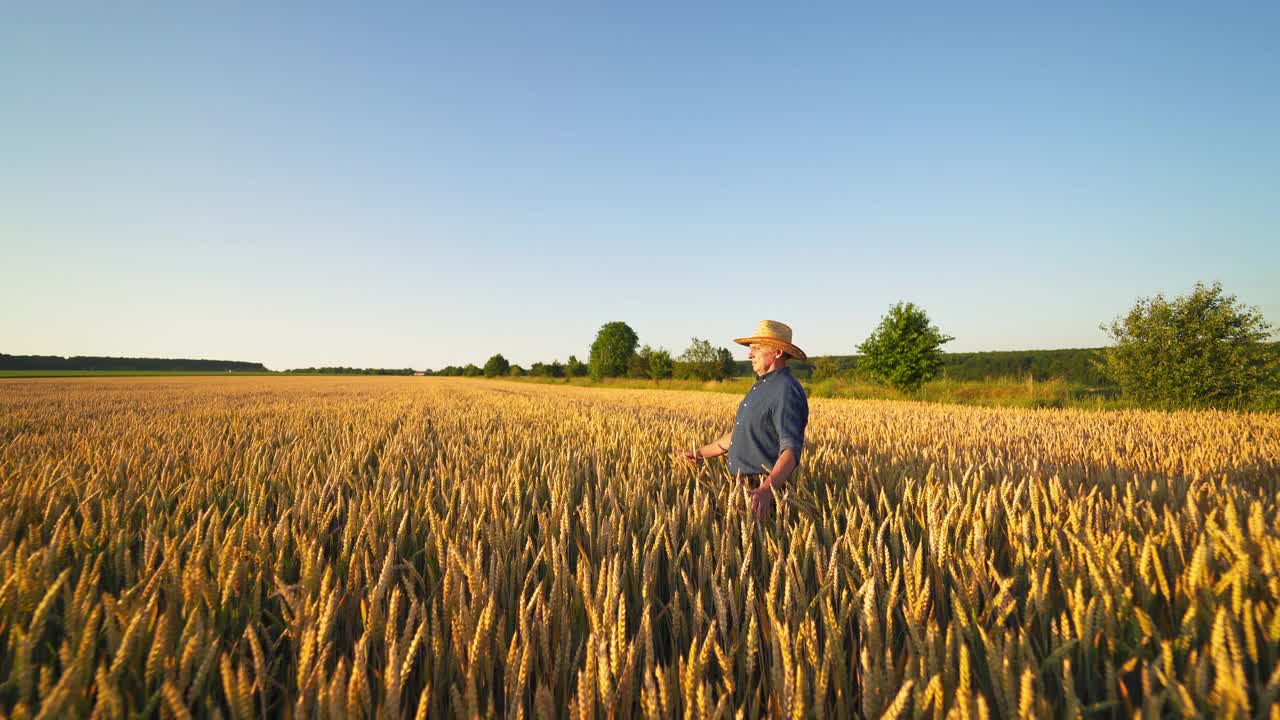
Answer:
[433,330,1112,387]
[430,281,1278,410]
[786,348,1113,386]
[0,354,268,372]
[583,323,737,381]
[428,363,512,377]
[282,367,417,375]
[939,348,1112,385]
[428,324,739,382]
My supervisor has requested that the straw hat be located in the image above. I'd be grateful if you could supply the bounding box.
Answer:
[734,320,807,361]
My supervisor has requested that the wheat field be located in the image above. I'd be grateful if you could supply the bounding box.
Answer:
[0,376,1277,719]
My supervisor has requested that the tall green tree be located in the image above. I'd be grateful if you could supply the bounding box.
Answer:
[857,302,954,392]
[483,354,510,378]
[1099,281,1277,408]
[588,322,638,381]
[566,355,588,377]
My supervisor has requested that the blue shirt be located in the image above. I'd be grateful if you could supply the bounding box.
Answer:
[728,366,809,476]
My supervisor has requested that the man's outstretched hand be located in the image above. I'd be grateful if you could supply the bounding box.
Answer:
[673,448,700,466]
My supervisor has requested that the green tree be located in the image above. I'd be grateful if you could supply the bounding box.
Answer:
[857,302,954,392]
[483,354,510,378]
[462,364,483,377]
[566,355,588,377]
[1099,281,1278,408]
[717,348,736,380]
[811,356,851,381]
[589,322,638,381]
[629,346,654,379]
[509,365,525,377]
[648,348,674,380]
[677,337,724,381]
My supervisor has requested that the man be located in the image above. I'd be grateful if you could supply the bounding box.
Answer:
[675,320,809,519]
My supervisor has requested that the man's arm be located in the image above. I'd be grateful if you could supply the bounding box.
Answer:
[674,431,733,462]
[761,382,807,490]
[748,447,801,517]
[759,447,799,491]
[698,431,734,459]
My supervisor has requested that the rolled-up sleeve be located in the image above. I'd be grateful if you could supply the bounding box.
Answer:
[775,383,809,454]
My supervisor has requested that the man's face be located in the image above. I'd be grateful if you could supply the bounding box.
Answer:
[748,343,784,375]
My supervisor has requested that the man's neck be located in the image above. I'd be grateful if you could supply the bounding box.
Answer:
[758,363,788,378]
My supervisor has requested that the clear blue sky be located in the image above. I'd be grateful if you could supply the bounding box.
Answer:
[3,2,1277,370]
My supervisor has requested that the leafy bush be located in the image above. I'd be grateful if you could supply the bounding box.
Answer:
[1099,281,1278,408]
[648,349,674,380]
[857,302,954,392]
[628,347,653,379]
[677,338,732,381]
[717,348,736,379]
[483,354,510,378]
[811,356,854,381]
